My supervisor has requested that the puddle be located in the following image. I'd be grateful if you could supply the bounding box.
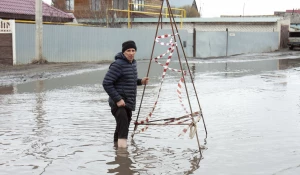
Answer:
[0,57,300,174]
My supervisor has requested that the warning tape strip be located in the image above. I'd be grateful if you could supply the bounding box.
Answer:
[134,33,200,136]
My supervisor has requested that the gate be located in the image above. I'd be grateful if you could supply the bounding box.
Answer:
[280,25,289,48]
[0,20,16,65]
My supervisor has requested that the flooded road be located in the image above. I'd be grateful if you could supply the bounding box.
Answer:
[1,56,300,175]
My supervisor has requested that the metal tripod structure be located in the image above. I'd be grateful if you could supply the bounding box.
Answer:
[132,0,207,157]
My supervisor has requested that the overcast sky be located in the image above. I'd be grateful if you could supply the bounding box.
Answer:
[197,0,299,17]
[43,0,299,17]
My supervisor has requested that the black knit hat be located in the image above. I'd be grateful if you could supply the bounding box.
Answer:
[122,40,137,53]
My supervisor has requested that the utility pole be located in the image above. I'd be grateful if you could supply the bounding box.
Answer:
[35,0,43,62]
[243,3,245,17]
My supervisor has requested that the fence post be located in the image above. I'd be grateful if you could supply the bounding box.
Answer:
[193,28,196,57]
[35,0,43,61]
[10,20,16,65]
[226,28,228,57]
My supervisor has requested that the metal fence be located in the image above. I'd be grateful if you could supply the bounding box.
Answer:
[15,23,189,64]
[14,23,279,64]
[195,30,279,58]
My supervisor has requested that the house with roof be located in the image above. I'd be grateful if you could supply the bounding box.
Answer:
[0,0,74,65]
[52,0,197,25]
[53,0,162,20]
[0,0,74,22]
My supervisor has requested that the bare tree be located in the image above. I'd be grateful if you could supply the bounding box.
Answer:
[179,5,200,17]
[51,0,65,10]
[50,0,128,27]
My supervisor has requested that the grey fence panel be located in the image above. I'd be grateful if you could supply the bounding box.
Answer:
[196,31,279,58]
[15,23,190,64]
[15,24,35,64]
[43,25,120,62]
[187,32,194,57]
[196,31,227,58]
[227,32,279,56]
[15,23,279,64]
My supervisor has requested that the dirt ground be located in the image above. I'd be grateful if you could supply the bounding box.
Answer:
[0,62,111,86]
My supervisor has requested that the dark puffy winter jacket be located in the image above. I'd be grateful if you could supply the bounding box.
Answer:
[102,52,142,111]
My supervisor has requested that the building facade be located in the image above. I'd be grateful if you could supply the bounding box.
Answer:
[274,9,300,25]
[53,0,163,22]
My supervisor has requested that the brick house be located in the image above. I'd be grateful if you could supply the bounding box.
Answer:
[52,0,199,26]
[53,0,167,23]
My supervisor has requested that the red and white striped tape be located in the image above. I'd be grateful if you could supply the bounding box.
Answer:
[134,33,201,136]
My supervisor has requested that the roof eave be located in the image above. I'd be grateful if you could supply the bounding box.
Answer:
[0,12,73,23]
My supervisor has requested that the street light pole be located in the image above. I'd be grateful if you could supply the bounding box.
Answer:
[35,0,43,62]
[243,3,245,17]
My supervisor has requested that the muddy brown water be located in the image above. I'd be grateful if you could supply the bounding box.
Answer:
[0,57,300,175]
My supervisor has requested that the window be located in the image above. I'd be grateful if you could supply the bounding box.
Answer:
[113,0,127,10]
[132,0,144,11]
[65,0,74,11]
[91,0,101,11]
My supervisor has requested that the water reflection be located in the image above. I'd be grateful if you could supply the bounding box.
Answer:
[29,80,52,163]
[185,63,196,81]
[183,155,201,175]
[33,80,47,137]
[107,149,137,175]
[0,56,300,174]
[181,58,300,78]
[0,85,14,95]
[129,139,202,175]
[178,62,196,78]
[278,58,300,70]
